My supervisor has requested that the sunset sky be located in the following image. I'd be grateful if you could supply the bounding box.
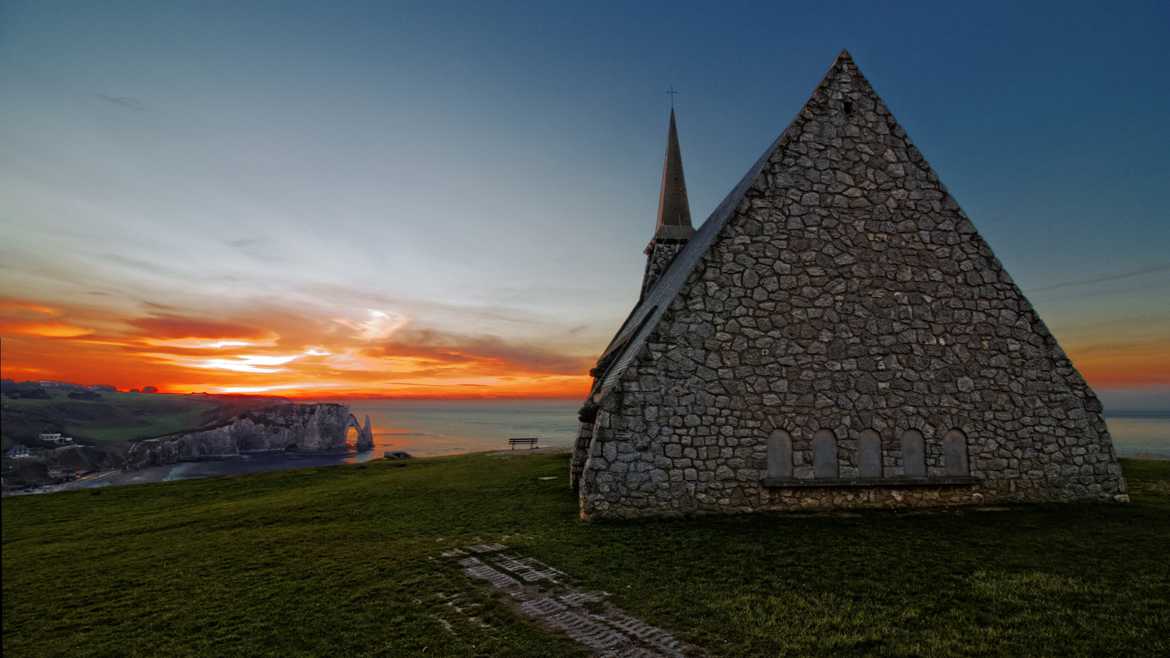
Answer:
[1,1,1168,407]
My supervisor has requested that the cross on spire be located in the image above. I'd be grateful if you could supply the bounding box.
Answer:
[665,86,679,108]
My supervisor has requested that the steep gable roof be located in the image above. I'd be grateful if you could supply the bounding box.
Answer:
[587,51,863,404]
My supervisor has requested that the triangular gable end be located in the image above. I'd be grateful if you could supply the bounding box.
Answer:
[592,49,1104,417]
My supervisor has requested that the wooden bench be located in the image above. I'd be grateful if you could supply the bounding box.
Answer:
[508,437,539,450]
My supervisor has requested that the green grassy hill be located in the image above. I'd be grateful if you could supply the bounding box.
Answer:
[3,455,1168,657]
[1,390,283,445]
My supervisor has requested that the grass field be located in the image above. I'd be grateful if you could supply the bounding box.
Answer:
[3,455,1168,657]
[1,390,279,444]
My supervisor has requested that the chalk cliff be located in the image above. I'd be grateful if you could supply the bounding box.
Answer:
[47,445,123,472]
[126,403,351,469]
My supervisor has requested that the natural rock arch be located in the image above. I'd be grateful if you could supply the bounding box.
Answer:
[346,414,374,452]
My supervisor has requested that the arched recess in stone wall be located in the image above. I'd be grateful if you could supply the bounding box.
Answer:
[942,429,970,476]
[812,429,838,479]
[766,430,792,480]
[901,429,926,478]
[858,429,882,478]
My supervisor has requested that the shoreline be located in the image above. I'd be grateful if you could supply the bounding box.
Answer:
[3,444,573,497]
[2,445,1158,498]
[5,427,1165,497]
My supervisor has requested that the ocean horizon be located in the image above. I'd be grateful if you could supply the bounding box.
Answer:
[339,398,1170,461]
[36,398,1169,494]
[341,398,582,458]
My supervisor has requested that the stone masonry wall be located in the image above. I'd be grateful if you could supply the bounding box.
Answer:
[640,239,687,299]
[578,55,1126,520]
[570,418,594,492]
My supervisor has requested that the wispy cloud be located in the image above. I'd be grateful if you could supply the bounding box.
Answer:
[334,309,408,341]
[1026,263,1170,293]
[95,93,145,111]
[128,313,270,340]
[226,238,266,249]
[0,321,94,338]
[368,326,592,375]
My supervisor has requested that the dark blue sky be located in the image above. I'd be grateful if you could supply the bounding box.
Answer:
[1,0,1167,402]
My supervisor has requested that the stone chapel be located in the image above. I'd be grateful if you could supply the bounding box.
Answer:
[570,51,1127,520]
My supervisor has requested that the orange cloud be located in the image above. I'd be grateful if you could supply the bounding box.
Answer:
[127,314,270,340]
[0,297,594,398]
[0,321,95,338]
[369,327,592,375]
[5,290,1160,401]
[0,299,59,316]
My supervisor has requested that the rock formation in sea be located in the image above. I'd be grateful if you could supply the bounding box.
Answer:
[125,403,351,469]
[355,415,374,452]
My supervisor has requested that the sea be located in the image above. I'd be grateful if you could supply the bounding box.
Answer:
[345,399,580,458]
[39,401,1170,492]
[350,401,1170,460]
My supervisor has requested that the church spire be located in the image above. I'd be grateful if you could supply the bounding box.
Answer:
[640,108,695,298]
[653,108,694,241]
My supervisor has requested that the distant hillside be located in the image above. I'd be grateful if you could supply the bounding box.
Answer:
[1,386,288,447]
